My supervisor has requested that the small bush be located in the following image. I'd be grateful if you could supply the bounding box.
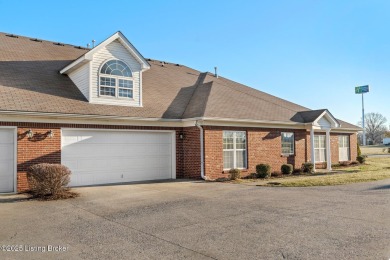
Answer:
[229,168,241,180]
[301,162,314,173]
[27,163,72,198]
[388,148,390,154]
[256,164,271,178]
[271,171,283,177]
[350,161,359,165]
[356,155,366,164]
[281,164,293,175]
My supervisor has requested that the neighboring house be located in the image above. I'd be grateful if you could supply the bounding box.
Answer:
[383,138,390,145]
[0,31,360,193]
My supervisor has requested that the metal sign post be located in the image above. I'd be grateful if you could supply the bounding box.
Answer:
[355,85,370,145]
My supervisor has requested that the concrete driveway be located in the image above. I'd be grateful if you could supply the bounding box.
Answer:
[0,179,389,260]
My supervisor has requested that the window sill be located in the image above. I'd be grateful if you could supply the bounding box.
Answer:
[98,96,135,101]
[281,154,295,157]
[222,169,249,174]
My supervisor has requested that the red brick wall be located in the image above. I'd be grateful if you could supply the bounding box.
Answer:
[350,133,358,161]
[203,127,359,179]
[0,122,203,192]
[0,121,359,191]
[181,127,201,178]
[203,126,308,179]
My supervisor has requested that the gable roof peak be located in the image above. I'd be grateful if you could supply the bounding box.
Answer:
[60,31,150,74]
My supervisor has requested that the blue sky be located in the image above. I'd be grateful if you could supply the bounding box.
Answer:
[1,0,388,126]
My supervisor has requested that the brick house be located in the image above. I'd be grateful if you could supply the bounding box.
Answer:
[0,31,360,193]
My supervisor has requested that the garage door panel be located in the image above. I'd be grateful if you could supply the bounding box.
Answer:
[0,129,14,193]
[62,130,174,187]
[62,143,172,158]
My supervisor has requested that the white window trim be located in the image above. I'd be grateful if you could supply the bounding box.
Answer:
[338,135,350,161]
[281,132,295,155]
[223,131,247,170]
[98,59,134,99]
[314,135,327,162]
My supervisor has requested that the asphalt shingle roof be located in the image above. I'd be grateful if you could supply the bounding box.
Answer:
[0,32,359,129]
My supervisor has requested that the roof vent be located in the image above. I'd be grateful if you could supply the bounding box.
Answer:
[147,58,153,61]
[176,64,180,66]
[30,38,42,42]
[5,34,18,38]
[214,67,218,78]
[74,46,87,49]
[161,61,165,67]
[53,42,65,46]
[92,40,96,48]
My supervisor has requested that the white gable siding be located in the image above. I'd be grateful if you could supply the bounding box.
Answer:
[90,40,142,107]
[68,64,90,101]
[318,117,331,128]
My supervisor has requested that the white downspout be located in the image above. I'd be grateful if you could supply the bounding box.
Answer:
[195,120,205,180]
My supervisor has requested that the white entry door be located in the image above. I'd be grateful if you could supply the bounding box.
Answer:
[61,129,175,187]
[339,135,350,161]
[0,128,15,193]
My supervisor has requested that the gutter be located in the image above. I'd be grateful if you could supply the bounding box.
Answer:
[195,120,205,180]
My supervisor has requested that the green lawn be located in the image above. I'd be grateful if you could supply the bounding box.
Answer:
[361,144,390,155]
[232,157,390,187]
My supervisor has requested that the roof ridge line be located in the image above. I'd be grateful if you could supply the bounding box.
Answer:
[0,31,90,49]
[211,75,311,114]
[181,72,208,119]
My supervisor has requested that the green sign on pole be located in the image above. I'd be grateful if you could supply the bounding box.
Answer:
[355,85,369,94]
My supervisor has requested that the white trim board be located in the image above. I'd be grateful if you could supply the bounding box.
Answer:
[0,126,17,194]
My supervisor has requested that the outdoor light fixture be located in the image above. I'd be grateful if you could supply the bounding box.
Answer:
[26,129,34,138]
[47,130,54,138]
[179,133,184,139]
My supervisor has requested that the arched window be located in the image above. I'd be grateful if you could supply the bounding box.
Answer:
[99,60,133,98]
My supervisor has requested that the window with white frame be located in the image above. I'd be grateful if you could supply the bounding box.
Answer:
[281,132,294,155]
[314,135,326,162]
[223,131,247,169]
[338,135,350,161]
[99,60,133,98]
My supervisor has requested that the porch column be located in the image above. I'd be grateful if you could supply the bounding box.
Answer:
[326,129,332,171]
[310,127,316,172]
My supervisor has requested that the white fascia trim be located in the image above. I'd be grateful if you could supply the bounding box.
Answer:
[60,32,150,75]
[313,110,340,128]
[60,56,92,74]
[0,110,184,124]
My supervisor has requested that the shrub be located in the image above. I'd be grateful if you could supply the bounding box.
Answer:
[388,148,390,154]
[356,155,366,164]
[301,162,314,173]
[229,168,241,180]
[281,164,293,175]
[256,164,271,178]
[357,143,362,157]
[350,161,359,165]
[27,163,72,198]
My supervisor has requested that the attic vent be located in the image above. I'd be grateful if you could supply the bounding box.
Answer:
[30,38,42,42]
[147,58,153,61]
[53,42,65,46]
[176,64,180,66]
[5,34,18,38]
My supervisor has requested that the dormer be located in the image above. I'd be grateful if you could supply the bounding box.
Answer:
[60,31,150,107]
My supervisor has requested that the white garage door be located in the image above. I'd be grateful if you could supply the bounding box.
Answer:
[0,128,15,193]
[61,129,175,187]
